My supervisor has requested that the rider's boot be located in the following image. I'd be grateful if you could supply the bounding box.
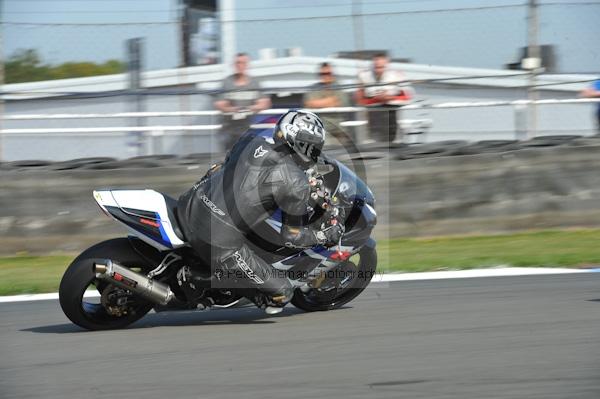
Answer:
[264,289,293,315]
[250,285,293,314]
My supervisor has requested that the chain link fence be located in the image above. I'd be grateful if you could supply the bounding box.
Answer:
[1,1,599,161]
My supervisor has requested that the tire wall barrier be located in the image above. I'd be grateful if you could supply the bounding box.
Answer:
[2,142,600,254]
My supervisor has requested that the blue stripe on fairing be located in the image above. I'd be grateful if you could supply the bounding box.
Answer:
[154,212,172,248]
[271,208,283,223]
[313,245,330,255]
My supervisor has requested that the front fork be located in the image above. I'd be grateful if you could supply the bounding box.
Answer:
[295,258,344,293]
[298,240,373,292]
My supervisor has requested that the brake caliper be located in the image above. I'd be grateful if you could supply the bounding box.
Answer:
[100,285,133,317]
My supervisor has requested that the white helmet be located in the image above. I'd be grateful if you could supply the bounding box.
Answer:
[275,110,326,163]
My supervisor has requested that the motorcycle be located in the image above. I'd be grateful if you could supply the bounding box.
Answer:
[58,155,377,331]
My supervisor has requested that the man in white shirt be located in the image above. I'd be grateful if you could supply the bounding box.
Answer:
[356,53,413,143]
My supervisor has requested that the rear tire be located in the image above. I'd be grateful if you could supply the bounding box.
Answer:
[59,238,156,331]
[292,245,377,312]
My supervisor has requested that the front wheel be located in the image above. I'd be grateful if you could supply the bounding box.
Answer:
[292,245,377,312]
[59,238,156,331]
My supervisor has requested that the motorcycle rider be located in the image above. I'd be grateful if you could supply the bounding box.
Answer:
[177,110,345,313]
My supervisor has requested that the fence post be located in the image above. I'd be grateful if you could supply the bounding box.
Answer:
[126,38,145,156]
[356,108,369,144]
[149,129,164,155]
[526,0,540,139]
[514,103,528,141]
[0,23,4,162]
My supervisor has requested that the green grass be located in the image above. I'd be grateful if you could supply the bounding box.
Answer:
[378,230,600,272]
[0,255,74,296]
[3,229,600,295]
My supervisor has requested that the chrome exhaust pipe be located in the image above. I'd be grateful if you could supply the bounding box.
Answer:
[94,260,174,305]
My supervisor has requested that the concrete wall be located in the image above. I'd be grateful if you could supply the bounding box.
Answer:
[2,143,600,254]
[385,145,600,237]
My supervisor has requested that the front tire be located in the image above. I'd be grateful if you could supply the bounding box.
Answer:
[59,238,156,331]
[292,245,377,312]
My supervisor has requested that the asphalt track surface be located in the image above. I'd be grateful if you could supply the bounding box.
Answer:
[2,274,600,399]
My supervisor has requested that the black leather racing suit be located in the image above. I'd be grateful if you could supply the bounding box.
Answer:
[177,131,323,299]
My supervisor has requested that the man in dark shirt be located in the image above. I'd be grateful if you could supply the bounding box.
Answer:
[214,53,271,151]
[303,62,352,147]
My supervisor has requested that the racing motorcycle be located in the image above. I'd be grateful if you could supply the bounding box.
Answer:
[58,157,377,331]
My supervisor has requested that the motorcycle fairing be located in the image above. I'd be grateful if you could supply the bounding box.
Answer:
[271,244,358,271]
[93,190,186,251]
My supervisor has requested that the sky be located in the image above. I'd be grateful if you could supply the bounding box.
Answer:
[2,0,600,73]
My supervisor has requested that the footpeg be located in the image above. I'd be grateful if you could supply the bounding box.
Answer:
[271,294,289,304]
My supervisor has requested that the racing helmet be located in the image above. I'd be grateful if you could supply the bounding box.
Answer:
[274,110,326,163]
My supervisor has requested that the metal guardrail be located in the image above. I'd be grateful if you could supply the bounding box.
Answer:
[2,99,600,121]
[0,125,221,135]
[1,98,599,160]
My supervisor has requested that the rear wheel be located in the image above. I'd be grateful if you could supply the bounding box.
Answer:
[59,238,156,331]
[292,245,377,312]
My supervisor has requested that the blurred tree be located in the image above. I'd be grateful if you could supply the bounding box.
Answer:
[6,49,125,84]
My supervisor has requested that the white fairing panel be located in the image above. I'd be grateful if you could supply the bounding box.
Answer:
[93,189,186,249]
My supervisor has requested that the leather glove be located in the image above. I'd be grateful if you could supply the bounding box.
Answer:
[315,223,345,247]
[321,205,345,229]
[332,205,346,224]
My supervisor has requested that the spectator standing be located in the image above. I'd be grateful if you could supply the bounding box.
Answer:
[580,79,600,134]
[214,53,271,151]
[303,62,352,147]
[356,53,413,143]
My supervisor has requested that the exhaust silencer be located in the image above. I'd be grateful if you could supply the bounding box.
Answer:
[94,260,173,305]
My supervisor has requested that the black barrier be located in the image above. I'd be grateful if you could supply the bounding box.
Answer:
[1,137,599,172]
[47,157,117,171]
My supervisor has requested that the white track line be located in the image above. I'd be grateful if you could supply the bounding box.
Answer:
[371,267,593,283]
[0,267,597,304]
[0,291,100,304]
